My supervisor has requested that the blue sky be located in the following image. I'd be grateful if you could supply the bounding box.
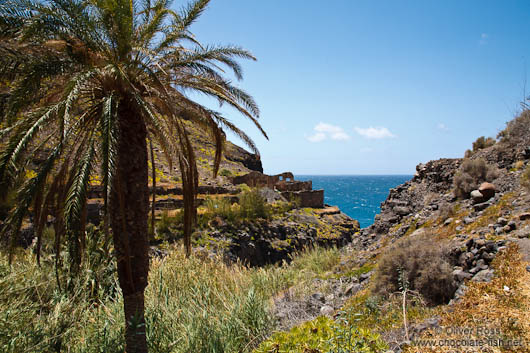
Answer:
[185,0,530,175]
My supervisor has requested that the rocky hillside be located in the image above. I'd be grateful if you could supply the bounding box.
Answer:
[144,121,262,194]
[255,110,530,352]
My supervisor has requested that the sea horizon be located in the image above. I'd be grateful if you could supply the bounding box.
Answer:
[296,175,413,228]
[296,173,413,177]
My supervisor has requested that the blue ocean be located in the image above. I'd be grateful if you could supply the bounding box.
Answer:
[297,175,412,228]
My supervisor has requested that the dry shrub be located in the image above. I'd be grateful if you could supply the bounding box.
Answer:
[453,158,499,199]
[405,245,530,353]
[374,234,456,306]
[438,202,456,222]
[497,108,530,145]
[472,136,496,152]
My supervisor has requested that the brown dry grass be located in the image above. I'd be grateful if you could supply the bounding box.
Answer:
[405,244,530,353]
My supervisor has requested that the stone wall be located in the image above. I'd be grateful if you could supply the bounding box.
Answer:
[275,180,312,192]
[232,171,295,188]
[282,190,324,208]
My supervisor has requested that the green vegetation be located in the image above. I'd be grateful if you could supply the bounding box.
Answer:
[342,292,435,344]
[0,0,267,350]
[156,210,185,240]
[219,168,233,177]
[0,244,348,352]
[199,189,296,225]
[254,314,387,353]
[203,197,238,222]
[239,189,270,220]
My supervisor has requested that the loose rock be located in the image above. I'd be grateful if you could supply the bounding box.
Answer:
[320,305,334,316]
[472,269,494,283]
[478,182,496,200]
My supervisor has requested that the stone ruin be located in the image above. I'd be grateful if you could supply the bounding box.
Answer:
[232,171,324,208]
[85,171,324,226]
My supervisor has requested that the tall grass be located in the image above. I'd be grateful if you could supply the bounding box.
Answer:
[0,239,342,352]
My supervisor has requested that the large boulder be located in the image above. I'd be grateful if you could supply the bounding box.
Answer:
[478,182,496,201]
[470,189,485,203]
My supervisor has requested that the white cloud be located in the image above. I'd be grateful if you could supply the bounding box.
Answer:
[331,131,350,140]
[307,122,350,142]
[437,123,449,131]
[479,33,488,45]
[354,126,396,139]
[307,132,326,142]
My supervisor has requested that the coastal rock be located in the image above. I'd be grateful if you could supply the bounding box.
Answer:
[514,225,530,239]
[453,284,468,301]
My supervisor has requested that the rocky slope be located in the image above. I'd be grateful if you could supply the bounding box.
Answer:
[256,111,530,352]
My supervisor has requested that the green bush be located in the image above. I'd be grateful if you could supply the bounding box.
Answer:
[219,168,232,177]
[204,197,236,221]
[238,189,270,220]
[373,234,456,305]
[254,314,387,353]
[237,183,251,193]
[0,227,123,353]
[0,243,348,352]
[155,210,183,239]
[453,158,499,199]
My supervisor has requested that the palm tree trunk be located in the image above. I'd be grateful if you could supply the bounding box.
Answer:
[110,103,150,353]
[149,139,156,241]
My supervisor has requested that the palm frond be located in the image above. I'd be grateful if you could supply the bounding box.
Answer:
[178,0,209,29]
[1,138,64,260]
[99,93,119,215]
[65,140,95,235]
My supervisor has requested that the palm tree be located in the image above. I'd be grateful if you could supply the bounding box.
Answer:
[0,0,266,351]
